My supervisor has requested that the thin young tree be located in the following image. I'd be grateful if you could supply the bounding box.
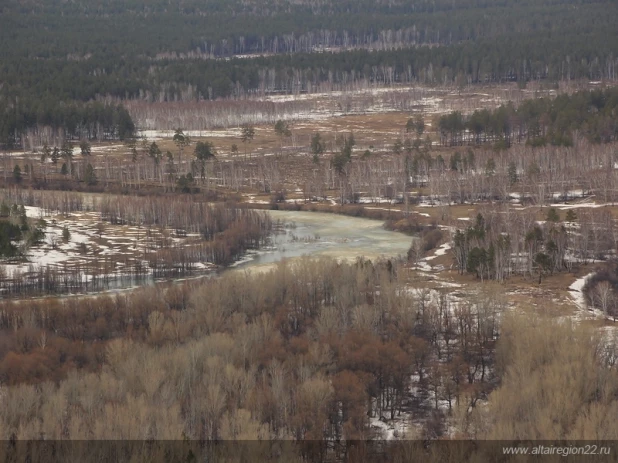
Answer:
[61,141,74,176]
[173,128,190,174]
[310,133,324,164]
[194,141,217,182]
[274,120,291,155]
[240,124,255,160]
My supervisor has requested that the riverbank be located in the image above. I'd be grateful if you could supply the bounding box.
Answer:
[0,209,415,300]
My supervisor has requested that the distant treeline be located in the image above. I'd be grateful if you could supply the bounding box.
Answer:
[1,0,614,59]
[438,88,618,147]
[1,0,616,145]
[2,37,617,104]
[2,41,617,148]
[0,102,135,149]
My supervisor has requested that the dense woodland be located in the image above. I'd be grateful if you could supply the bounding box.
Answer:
[438,88,618,147]
[1,0,618,147]
[0,259,617,460]
[450,207,614,283]
[0,208,47,261]
[3,0,614,60]
[0,103,135,150]
[0,258,502,444]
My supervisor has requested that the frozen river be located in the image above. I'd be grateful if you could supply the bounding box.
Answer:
[233,210,413,272]
[4,210,413,299]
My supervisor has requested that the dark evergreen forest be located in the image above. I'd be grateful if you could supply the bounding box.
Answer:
[438,88,618,147]
[1,0,617,147]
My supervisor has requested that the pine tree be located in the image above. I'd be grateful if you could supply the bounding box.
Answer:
[84,163,97,185]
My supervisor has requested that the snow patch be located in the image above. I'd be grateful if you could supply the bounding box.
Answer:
[569,273,595,311]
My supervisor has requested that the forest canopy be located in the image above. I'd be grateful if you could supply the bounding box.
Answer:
[438,87,618,147]
[1,0,617,144]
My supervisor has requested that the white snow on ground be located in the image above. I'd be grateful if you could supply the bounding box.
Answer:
[424,243,451,261]
[357,197,396,205]
[26,248,68,266]
[138,129,242,140]
[411,241,453,273]
[65,229,92,244]
[24,206,47,219]
[550,190,586,199]
[132,86,463,131]
[567,274,618,346]
[370,415,411,440]
[245,196,270,205]
[569,273,592,310]
[0,206,219,292]
[227,250,263,268]
[551,202,607,210]
[416,198,451,207]
[436,281,462,288]
[90,144,126,153]
[363,206,398,212]
[568,273,608,319]
[434,243,451,257]
[413,261,433,272]
[407,286,464,309]
[263,86,418,104]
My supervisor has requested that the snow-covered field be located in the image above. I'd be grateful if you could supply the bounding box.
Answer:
[130,84,511,131]
[568,272,611,321]
[138,128,243,141]
[0,206,215,293]
[569,272,593,310]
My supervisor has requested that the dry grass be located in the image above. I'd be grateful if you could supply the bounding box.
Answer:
[13,81,618,328]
